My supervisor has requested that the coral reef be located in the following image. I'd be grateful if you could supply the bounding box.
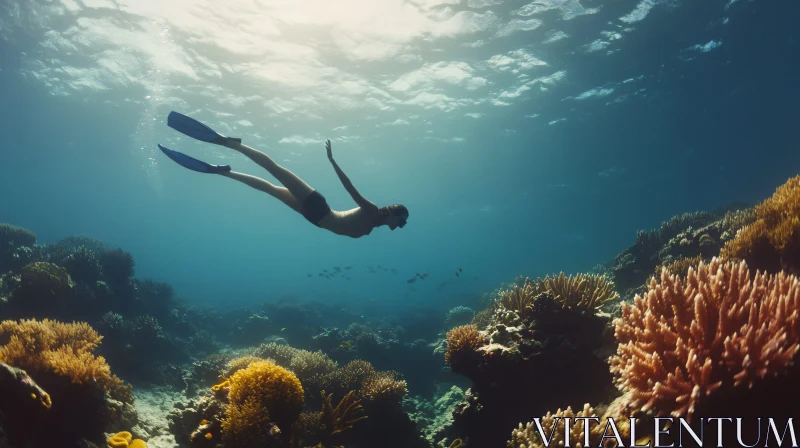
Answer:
[603,207,752,298]
[0,223,37,273]
[721,175,800,274]
[445,288,615,446]
[444,306,475,328]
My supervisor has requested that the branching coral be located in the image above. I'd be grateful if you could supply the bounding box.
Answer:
[254,343,338,385]
[536,273,619,312]
[444,325,485,367]
[226,356,270,377]
[255,342,301,366]
[308,360,377,400]
[222,360,304,444]
[0,223,36,249]
[507,403,606,448]
[319,390,368,441]
[0,318,132,403]
[360,371,407,403]
[289,349,338,383]
[609,257,800,420]
[634,211,720,249]
[496,280,539,318]
[497,273,618,316]
[721,175,800,273]
[654,254,703,277]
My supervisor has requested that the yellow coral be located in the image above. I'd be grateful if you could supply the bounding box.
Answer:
[129,440,147,448]
[211,379,230,392]
[107,431,132,447]
[0,319,132,403]
[722,175,800,273]
[221,361,304,445]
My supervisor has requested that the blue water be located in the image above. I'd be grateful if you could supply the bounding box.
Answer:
[1,0,798,310]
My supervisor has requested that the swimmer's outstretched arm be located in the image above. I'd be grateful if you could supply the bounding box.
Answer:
[326,139,377,211]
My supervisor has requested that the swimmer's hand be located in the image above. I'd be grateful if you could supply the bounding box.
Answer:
[326,139,333,161]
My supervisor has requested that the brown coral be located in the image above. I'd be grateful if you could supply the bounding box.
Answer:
[496,273,618,317]
[536,272,619,312]
[609,257,800,420]
[319,390,368,442]
[721,175,800,273]
[444,325,485,367]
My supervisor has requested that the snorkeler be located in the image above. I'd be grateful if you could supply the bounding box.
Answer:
[157,112,409,238]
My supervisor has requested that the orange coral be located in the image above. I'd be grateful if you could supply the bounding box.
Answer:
[221,361,304,445]
[722,175,800,273]
[609,257,800,420]
[444,325,485,367]
[0,319,132,403]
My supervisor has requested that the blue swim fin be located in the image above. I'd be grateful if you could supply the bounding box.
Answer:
[158,144,231,174]
[167,111,242,146]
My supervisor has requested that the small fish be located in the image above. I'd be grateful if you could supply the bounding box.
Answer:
[200,419,209,425]
[416,273,422,277]
[422,273,429,279]
[319,273,324,277]
[455,272,460,277]
[205,433,213,440]
[345,266,352,270]
[307,274,312,277]
[323,269,328,272]
[344,341,352,347]
[281,327,287,332]
[407,278,416,283]
[459,267,463,272]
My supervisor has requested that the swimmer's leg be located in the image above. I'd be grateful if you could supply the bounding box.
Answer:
[225,142,314,202]
[220,171,302,213]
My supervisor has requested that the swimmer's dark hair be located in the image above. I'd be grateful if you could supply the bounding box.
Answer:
[379,204,409,217]
[377,204,409,227]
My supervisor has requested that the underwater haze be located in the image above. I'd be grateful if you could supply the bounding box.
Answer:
[1,0,798,310]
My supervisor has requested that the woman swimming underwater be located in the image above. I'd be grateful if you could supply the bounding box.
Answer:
[157,112,409,238]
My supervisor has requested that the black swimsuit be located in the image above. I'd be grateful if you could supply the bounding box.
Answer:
[301,190,332,227]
